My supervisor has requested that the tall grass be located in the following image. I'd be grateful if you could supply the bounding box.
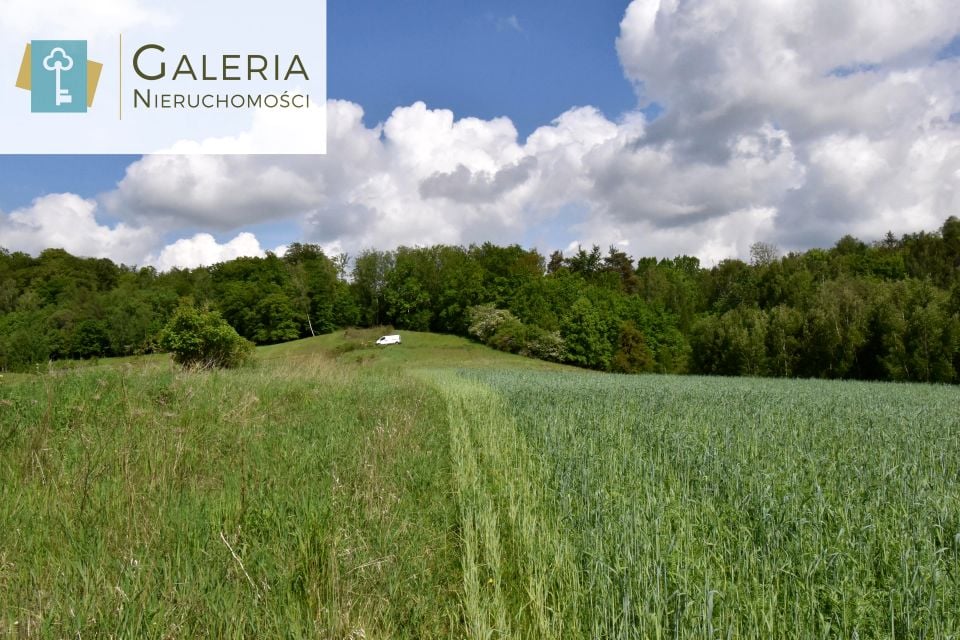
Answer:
[0,356,458,638]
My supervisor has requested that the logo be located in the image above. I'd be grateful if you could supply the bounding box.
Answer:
[15,41,103,113]
[3,0,327,154]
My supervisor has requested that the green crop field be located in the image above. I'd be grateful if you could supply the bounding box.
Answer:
[1,330,959,638]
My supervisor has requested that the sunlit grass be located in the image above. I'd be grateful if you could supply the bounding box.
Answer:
[0,354,458,637]
[440,369,960,638]
[3,331,958,637]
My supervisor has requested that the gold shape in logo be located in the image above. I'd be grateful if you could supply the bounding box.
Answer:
[15,43,103,108]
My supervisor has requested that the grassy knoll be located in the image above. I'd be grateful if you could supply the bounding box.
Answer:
[256,328,565,372]
[2,330,959,638]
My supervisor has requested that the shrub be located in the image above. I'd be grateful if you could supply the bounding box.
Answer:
[467,304,518,342]
[159,305,254,369]
[488,316,528,353]
[519,326,567,362]
[468,304,568,363]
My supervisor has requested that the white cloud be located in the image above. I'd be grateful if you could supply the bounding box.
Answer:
[588,0,960,255]
[496,15,523,34]
[21,0,960,268]
[0,0,169,39]
[0,194,276,271]
[103,153,323,229]
[583,123,805,226]
[0,194,156,264]
[147,232,266,271]
[148,98,329,155]
[567,206,778,266]
[106,100,541,249]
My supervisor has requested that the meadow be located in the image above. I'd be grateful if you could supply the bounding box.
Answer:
[1,330,959,638]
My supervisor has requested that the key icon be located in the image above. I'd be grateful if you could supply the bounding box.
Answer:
[42,47,74,107]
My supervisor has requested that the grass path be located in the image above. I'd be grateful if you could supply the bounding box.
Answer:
[428,372,583,639]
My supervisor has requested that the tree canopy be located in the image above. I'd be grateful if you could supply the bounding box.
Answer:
[2,217,959,383]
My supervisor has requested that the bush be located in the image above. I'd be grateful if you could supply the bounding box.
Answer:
[159,305,254,369]
[468,304,567,362]
[518,325,567,362]
[467,304,518,342]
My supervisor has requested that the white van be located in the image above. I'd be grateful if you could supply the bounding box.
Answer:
[375,334,402,345]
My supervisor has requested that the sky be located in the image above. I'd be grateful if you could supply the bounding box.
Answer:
[1,0,959,269]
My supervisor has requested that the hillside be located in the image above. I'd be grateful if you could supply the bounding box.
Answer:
[4,217,960,383]
[257,328,567,371]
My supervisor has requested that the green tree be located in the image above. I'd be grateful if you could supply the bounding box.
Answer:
[0,310,52,371]
[383,274,432,330]
[284,243,342,335]
[877,280,959,382]
[567,245,603,279]
[352,249,394,326]
[68,319,110,360]
[943,216,960,285]
[611,321,655,374]
[690,308,767,376]
[159,305,253,369]
[561,297,612,370]
[252,293,301,344]
[766,305,804,377]
[800,278,873,378]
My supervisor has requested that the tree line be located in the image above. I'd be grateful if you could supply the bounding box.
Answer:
[1,217,959,382]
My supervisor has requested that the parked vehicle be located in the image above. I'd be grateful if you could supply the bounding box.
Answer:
[375,334,402,345]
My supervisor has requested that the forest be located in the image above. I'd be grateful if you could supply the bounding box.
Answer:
[1,216,959,382]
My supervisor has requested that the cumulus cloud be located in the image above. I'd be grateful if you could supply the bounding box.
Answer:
[106,101,535,249]
[0,194,156,264]
[103,153,323,229]
[419,158,537,204]
[612,0,960,251]
[0,195,278,271]
[102,101,627,256]
[583,123,805,228]
[147,232,266,271]
[30,0,960,267]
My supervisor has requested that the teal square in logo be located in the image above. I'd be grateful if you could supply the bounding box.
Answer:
[30,40,88,113]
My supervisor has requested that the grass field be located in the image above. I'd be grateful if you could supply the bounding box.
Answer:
[2,329,959,638]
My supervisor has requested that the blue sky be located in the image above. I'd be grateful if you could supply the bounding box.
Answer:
[0,1,635,212]
[329,0,635,136]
